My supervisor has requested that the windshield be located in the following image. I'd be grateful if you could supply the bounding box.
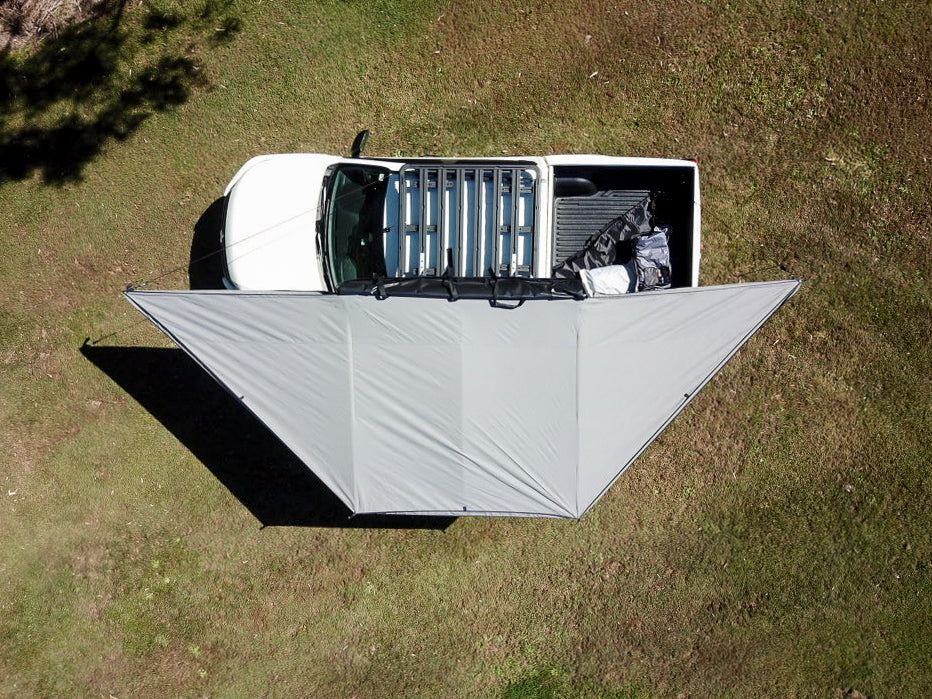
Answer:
[324,164,390,288]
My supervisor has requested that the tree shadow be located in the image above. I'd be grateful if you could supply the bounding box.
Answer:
[189,196,226,289]
[0,0,240,185]
[80,344,455,530]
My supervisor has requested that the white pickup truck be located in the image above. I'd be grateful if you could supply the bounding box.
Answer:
[220,132,701,294]
[128,135,804,519]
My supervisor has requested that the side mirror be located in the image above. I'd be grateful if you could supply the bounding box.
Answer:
[350,130,370,158]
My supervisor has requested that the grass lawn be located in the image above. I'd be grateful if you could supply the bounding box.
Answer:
[1,0,929,696]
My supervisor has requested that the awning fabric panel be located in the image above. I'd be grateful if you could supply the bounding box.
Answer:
[458,301,580,517]
[124,292,357,509]
[342,297,579,517]
[574,280,801,515]
[346,299,468,514]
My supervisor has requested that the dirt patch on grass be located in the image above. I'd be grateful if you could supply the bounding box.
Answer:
[0,0,112,51]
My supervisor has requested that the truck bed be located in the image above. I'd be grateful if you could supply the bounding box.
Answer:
[551,164,698,288]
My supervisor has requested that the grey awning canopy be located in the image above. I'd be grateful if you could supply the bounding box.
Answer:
[125,279,800,518]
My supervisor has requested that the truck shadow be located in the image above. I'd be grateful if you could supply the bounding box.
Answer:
[189,197,226,289]
[80,344,455,530]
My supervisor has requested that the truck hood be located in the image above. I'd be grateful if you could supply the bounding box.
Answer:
[223,154,340,290]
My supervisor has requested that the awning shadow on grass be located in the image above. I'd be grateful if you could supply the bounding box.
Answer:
[80,344,455,530]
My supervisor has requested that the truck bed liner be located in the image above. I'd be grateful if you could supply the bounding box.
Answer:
[552,189,650,267]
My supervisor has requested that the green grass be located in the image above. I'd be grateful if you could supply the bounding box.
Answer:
[1,0,929,696]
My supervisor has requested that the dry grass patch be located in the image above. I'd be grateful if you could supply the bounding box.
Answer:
[0,0,111,50]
